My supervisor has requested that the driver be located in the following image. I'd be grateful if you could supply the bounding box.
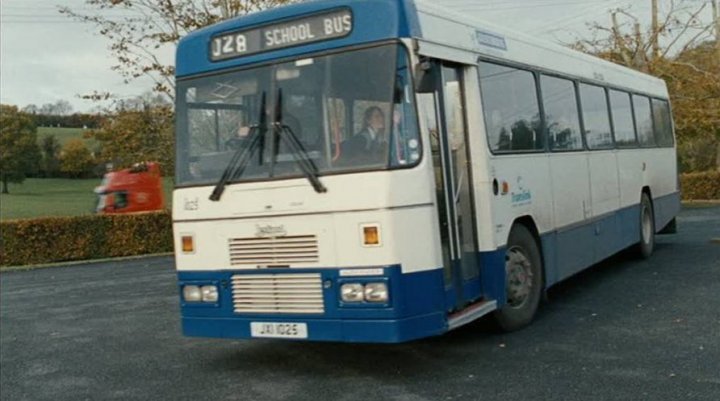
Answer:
[341,106,388,164]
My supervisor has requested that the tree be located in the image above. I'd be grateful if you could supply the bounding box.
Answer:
[663,41,720,172]
[118,91,171,112]
[40,135,62,178]
[0,105,41,194]
[573,1,716,73]
[572,0,720,171]
[61,0,296,100]
[53,100,74,116]
[22,104,39,115]
[39,103,57,116]
[89,103,175,175]
[60,139,95,178]
[37,100,74,118]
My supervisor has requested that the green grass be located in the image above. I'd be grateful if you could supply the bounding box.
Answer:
[0,178,174,221]
[36,126,97,148]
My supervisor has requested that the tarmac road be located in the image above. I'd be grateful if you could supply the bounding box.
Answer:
[1,206,719,401]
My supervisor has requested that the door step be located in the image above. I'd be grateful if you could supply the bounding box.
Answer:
[447,300,498,330]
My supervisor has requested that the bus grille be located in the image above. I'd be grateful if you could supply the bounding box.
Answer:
[228,235,319,267]
[231,273,324,314]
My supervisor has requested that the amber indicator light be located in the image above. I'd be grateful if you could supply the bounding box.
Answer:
[363,226,380,246]
[181,236,194,253]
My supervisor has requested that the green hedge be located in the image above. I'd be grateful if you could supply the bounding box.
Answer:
[0,212,173,267]
[1,172,716,266]
[680,171,720,201]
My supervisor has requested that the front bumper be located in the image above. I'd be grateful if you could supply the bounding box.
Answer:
[177,265,448,343]
[182,312,447,343]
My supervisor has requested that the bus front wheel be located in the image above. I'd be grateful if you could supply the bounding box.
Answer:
[493,225,543,331]
[635,193,655,259]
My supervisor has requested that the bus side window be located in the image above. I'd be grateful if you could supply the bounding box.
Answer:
[478,62,543,153]
[579,83,613,150]
[541,75,583,151]
[608,90,637,148]
[633,95,655,147]
[651,99,674,147]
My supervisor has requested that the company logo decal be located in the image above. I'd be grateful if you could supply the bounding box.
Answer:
[511,176,532,207]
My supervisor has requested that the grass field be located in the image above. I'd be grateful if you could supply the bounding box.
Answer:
[0,178,174,221]
[36,126,97,148]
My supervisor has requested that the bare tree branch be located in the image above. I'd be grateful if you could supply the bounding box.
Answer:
[60,0,296,100]
[660,3,708,58]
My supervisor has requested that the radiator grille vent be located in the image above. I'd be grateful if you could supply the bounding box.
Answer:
[231,273,324,314]
[228,235,319,267]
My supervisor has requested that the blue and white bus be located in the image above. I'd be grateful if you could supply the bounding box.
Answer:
[173,0,680,343]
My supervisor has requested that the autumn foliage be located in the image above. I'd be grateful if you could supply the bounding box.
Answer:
[680,171,720,200]
[653,44,719,172]
[60,139,95,178]
[88,105,175,175]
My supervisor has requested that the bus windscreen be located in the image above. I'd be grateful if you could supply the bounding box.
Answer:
[175,44,421,187]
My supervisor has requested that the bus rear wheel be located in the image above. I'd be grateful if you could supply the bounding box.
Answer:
[493,225,543,332]
[635,193,655,259]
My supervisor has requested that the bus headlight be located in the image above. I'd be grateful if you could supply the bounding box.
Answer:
[201,285,219,303]
[364,283,389,303]
[183,285,202,302]
[340,283,364,302]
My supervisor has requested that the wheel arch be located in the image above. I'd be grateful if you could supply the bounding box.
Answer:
[642,185,653,203]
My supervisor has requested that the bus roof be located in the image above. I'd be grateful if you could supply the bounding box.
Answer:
[413,1,668,97]
[176,0,420,77]
[176,0,667,97]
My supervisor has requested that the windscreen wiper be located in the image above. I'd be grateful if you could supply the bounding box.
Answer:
[271,89,327,193]
[209,92,267,202]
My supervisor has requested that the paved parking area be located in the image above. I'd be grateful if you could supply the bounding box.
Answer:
[1,206,719,401]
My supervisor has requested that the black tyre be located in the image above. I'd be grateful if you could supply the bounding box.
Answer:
[493,224,543,331]
[635,193,655,259]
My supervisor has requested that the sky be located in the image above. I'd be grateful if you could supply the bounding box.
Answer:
[1,0,716,113]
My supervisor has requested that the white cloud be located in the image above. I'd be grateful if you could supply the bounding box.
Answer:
[0,0,167,112]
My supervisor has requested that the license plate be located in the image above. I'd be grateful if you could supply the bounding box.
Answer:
[250,322,308,339]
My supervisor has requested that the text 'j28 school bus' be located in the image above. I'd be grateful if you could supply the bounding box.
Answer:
[173,0,680,343]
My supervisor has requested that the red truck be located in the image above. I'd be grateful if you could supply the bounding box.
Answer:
[95,162,165,214]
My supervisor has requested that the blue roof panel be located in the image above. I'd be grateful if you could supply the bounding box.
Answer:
[176,0,421,78]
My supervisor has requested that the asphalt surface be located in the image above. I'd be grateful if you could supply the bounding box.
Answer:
[1,206,719,401]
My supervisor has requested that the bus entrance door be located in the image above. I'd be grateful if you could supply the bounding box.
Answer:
[420,61,482,312]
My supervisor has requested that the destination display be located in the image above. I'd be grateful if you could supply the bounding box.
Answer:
[210,9,353,61]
